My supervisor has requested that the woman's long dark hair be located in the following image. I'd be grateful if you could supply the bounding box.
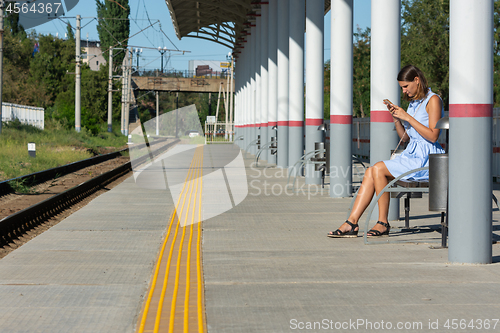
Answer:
[397,65,429,101]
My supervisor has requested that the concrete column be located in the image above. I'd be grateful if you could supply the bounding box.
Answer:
[238,50,244,149]
[245,26,255,153]
[305,0,324,185]
[260,5,269,162]
[288,0,305,175]
[243,48,250,150]
[370,0,400,219]
[449,0,493,264]
[234,58,241,147]
[330,0,353,197]
[255,17,262,155]
[250,26,257,153]
[277,0,290,167]
[268,0,278,165]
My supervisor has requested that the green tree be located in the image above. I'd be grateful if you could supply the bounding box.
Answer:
[2,28,43,105]
[353,27,371,117]
[401,0,450,108]
[494,1,500,107]
[323,60,330,119]
[29,34,75,106]
[96,0,130,69]
[5,12,26,37]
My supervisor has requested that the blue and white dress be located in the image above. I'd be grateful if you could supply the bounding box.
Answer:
[383,89,445,180]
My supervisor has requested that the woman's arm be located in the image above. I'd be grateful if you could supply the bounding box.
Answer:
[394,119,410,142]
[387,95,442,143]
[384,101,410,142]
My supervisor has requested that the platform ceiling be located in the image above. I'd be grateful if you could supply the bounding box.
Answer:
[165,0,331,55]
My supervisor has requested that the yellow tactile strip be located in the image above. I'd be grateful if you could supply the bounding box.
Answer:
[137,145,206,333]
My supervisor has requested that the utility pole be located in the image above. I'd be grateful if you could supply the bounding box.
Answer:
[0,0,5,135]
[124,48,132,136]
[121,58,126,134]
[155,69,159,136]
[107,47,113,132]
[175,92,179,138]
[75,15,81,132]
[156,90,159,136]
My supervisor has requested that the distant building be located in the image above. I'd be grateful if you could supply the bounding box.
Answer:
[196,65,213,76]
[82,40,106,71]
[189,60,226,76]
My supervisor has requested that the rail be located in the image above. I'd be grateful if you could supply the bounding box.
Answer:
[0,138,170,197]
[0,138,180,246]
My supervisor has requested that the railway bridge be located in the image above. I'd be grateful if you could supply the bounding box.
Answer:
[132,75,234,93]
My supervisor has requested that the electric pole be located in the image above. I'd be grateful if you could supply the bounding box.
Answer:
[0,0,5,135]
[75,15,81,132]
[107,47,113,132]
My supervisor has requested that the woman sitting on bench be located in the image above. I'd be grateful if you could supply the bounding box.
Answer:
[328,65,445,238]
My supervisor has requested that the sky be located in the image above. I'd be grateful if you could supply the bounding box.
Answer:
[30,0,371,72]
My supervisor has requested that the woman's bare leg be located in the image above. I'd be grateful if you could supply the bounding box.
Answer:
[329,167,376,234]
[367,162,394,234]
[329,162,394,235]
[348,167,375,223]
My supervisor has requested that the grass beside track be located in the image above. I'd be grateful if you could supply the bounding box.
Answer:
[0,119,128,181]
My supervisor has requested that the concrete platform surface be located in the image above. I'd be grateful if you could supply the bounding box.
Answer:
[202,152,500,333]
[0,144,499,333]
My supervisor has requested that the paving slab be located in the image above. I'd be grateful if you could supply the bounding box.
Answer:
[0,177,175,333]
[203,153,500,333]
[1,145,500,333]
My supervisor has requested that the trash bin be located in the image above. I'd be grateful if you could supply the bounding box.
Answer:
[314,142,325,171]
[429,153,449,211]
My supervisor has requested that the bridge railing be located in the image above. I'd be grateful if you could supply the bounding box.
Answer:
[132,68,232,80]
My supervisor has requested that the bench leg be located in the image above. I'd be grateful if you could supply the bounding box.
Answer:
[405,195,410,229]
[441,211,448,248]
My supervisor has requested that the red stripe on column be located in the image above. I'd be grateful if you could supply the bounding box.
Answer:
[370,110,393,122]
[449,104,493,117]
[288,121,304,127]
[261,123,269,127]
[330,115,352,124]
[268,121,277,127]
[277,121,289,126]
[305,118,323,126]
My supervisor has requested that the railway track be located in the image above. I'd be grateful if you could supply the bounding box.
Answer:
[0,138,180,248]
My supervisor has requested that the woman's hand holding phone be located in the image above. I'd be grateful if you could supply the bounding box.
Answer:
[383,99,408,122]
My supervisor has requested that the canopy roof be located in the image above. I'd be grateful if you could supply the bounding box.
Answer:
[165,0,331,55]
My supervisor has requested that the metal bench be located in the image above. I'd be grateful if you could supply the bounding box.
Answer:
[349,165,499,246]
[345,167,436,245]
[391,178,430,231]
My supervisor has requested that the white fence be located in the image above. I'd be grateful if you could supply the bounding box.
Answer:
[2,102,45,129]
[205,122,234,143]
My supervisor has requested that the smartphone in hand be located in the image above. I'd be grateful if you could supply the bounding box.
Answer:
[383,99,394,106]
